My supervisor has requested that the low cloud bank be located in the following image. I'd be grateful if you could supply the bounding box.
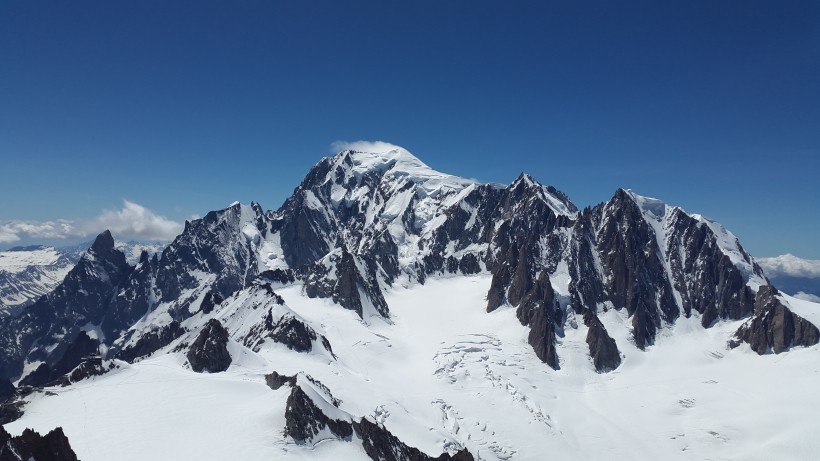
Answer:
[0,200,183,243]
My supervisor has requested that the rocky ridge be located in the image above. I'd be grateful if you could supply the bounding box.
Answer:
[0,146,815,387]
[0,146,817,460]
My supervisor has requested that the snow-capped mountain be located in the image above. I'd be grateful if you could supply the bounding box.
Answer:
[0,241,166,316]
[1,146,818,460]
[0,245,84,316]
[113,240,167,266]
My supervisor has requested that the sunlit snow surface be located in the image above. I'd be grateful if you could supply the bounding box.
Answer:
[6,276,820,460]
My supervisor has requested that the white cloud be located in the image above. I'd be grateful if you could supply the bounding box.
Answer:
[757,254,820,279]
[80,200,183,241]
[330,140,404,154]
[0,220,75,243]
[0,200,183,243]
[794,292,820,303]
[0,230,19,243]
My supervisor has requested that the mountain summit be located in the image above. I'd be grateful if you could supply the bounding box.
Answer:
[2,146,818,460]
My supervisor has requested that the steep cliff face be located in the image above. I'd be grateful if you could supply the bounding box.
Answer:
[0,231,130,380]
[730,286,820,353]
[560,189,767,355]
[187,319,232,373]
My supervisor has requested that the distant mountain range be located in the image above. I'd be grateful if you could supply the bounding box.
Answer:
[0,241,166,315]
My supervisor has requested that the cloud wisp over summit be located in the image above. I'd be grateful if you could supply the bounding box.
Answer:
[330,140,404,154]
[0,200,183,244]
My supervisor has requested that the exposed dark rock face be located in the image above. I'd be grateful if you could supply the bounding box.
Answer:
[283,377,475,461]
[115,321,185,363]
[243,308,334,357]
[0,379,14,403]
[255,283,286,304]
[85,203,271,370]
[101,252,157,341]
[730,286,820,354]
[187,319,232,373]
[276,163,336,268]
[593,190,679,350]
[264,371,296,390]
[270,314,318,353]
[0,401,25,425]
[512,272,562,369]
[0,231,130,381]
[0,425,78,461]
[154,202,266,320]
[63,357,116,386]
[199,291,224,315]
[18,364,51,388]
[353,417,475,461]
[483,176,575,312]
[566,208,606,315]
[20,332,100,388]
[584,311,621,372]
[257,269,296,286]
[663,208,760,327]
[284,379,352,441]
[562,189,767,351]
[304,247,389,319]
[459,176,575,368]
[49,332,100,380]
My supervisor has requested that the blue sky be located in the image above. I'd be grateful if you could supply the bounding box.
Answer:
[1,1,818,257]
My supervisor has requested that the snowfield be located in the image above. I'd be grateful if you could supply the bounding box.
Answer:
[6,276,820,460]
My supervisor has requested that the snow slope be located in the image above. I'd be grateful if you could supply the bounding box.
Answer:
[7,275,820,460]
[0,246,78,313]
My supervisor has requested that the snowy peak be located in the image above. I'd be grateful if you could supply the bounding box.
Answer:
[619,188,668,220]
[508,172,577,218]
[611,188,765,289]
[1,147,818,461]
[327,146,475,197]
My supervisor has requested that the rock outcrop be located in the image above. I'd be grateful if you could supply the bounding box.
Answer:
[243,304,334,357]
[282,375,475,461]
[584,312,621,372]
[284,377,352,441]
[0,425,78,461]
[270,314,321,353]
[730,286,820,354]
[264,371,296,390]
[187,319,232,373]
[199,291,224,315]
[353,417,474,461]
[19,331,100,388]
[116,321,185,363]
[304,247,389,319]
